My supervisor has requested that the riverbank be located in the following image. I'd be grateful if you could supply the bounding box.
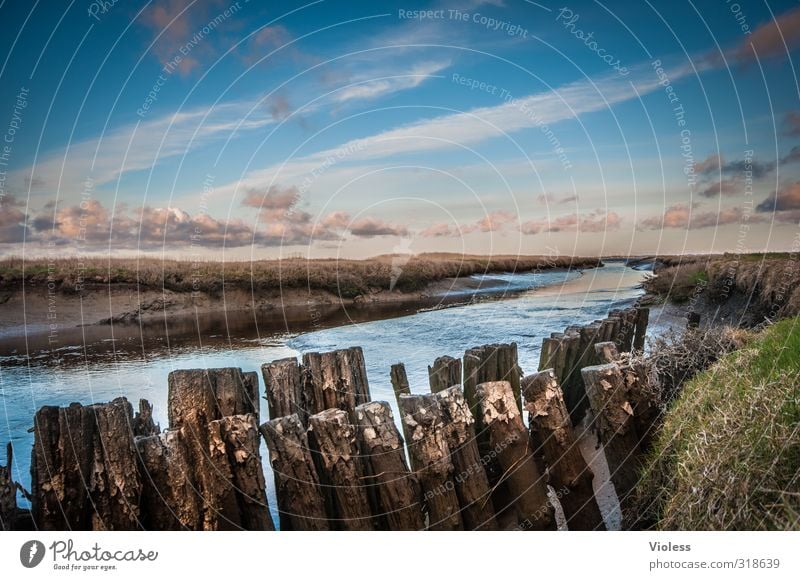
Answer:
[639,252,799,328]
[0,254,601,338]
[633,317,800,530]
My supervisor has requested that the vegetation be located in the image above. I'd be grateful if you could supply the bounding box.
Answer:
[0,254,600,299]
[633,318,800,530]
[643,253,800,317]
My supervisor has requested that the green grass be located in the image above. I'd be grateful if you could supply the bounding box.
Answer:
[634,318,800,530]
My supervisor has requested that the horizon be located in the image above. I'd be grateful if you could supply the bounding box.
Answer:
[1,0,800,260]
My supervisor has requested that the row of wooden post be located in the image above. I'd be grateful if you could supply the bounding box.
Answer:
[28,368,275,530]
[19,306,653,530]
[538,306,649,421]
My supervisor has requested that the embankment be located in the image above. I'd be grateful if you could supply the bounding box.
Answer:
[641,253,800,327]
[633,317,800,530]
[0,254,601,336]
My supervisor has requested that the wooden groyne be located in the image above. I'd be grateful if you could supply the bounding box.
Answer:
[8,306,660,531]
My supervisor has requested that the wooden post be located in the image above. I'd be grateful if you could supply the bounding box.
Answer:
[435,386,497,530]
[135,432,184,530]
[31,403,96,530]
[560,330,583,421]
[390,363,410,403]
[476,381,554,530]
[132,399,160,437]
[595,341,620,363]
[307,408,374,531]
[428,355,462,393]
[463,343,523,417]
[522,371,606,530]
[0,444,17,531]
[355,401,425,530]
[260,414,329,531]
[208,414,275,530]
[90,398,142,530]
[581,363,641,525]
[633,307,650,351]
[399,394,463,530]
[302,347,371,421]
[261,357,302,421]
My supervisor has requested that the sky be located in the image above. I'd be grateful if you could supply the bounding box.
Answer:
[1,0,800,259]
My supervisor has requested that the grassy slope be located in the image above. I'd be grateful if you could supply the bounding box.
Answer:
[637,317,800,530]
[0,254,600,299]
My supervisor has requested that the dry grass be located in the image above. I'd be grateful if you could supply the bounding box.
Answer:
[627,326,749,406]
[643,253,800,317]
[0,254,599,299]
[631,317,800,530]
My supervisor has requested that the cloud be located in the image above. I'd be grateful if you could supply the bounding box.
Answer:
[348,217,409,237]
[638,202,761,230]
[785,111,800,137]
[11,101,276,197]
[0,195,29,243]
[419,222,461,238]
[699,178,740,198]
[267,94,293,121]
[139,0,232,75]
[536,193,578,205]
[20,197,341,249]
[694,154,721,174]
[520,209,621,235]
[756,182,800,212]
[241,185,300,210]
[727,6,800,65]
[332,60,451,105]
[474,210,516,233]
[418,211,518,237]
[695,154,775,197]
[220,62,700,196]
[780,145,800,165]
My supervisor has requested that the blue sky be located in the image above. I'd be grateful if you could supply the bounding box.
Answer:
[1,0,800,258]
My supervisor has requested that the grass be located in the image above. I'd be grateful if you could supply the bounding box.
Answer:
[0,254,600,299]
[643,253,800,316]
[633,317,800,530]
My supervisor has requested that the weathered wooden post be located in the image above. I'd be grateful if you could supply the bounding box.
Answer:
[399,393,463,530]
[355,401,425,530]
[476,381,554,530]
[208,414,275,530]
[428,355,462,393]
[390,362,410,403]
[90,398,143,530]
[302,347,372,421]
[260,414,329,531]
[168,369,247,530]
[135,431,187,530]
[595,341,620,363]
[31,398,143,530]
[262,357,302,421]
[31,403,96,530]
[522,371,606,530]
[581,363,641,526]
[0,443,21,531]
[435,386,497,530]
[307,408,374,531]
[633,307,650,351]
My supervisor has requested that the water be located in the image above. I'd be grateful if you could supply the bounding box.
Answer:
[0,260,646,524]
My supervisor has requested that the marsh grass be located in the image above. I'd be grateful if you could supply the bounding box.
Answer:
[0,254,599,298]
[632,318,800,530]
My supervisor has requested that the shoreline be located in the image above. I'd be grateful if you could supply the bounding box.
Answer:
[0,264,595,343]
